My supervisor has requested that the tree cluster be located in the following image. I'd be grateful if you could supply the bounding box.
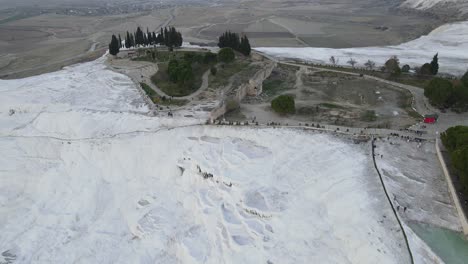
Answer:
[168,59,193,85]
[417,53,439,76]
[424,72,468,111]
[271,95,295,114]
[166,51,218,87]
[441,126,468,195]
[218,31,251,56]
[119,26,182,49]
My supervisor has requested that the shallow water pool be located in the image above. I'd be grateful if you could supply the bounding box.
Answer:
[409,222,468,264]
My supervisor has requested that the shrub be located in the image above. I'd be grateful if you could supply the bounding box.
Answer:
[183,52,203,63]
[218,47,235,63]
[210,66,217,75]
[225,99,239,112]
[140,82,155,97]
[271,95,295,114]
[360,110,377,122]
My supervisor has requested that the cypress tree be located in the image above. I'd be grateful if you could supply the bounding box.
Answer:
[130,33,135,47]
[118,34,122,48]
[109,34,120,55]
[245,36,251,55]
[135,27,144,46]
[125,31,130,48]
[170,27,177,47]
[146,28,150,45]
[164,27,169,47]
[152,32,157,45]
[240,35,251,56]
[431,53,439,75]
[218,31,248,55]
[147,29,152,45]
[160,28,164,44]
[176,32,183,47]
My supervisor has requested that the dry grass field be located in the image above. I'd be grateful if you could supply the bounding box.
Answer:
[0,0,444,78]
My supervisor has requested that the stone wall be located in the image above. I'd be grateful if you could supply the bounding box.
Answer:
[209,61,276,122]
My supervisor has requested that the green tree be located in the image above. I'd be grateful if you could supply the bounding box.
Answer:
[218,31,240,50]
[240,35,251,56]
[135,27,144,46]
[218,47,235,63]
[108,34,120,56]
[430,53,439,75]
[218,31,250,55]
[176,60,194,85]
[152,32,157,45]
[168,59,180,82]
[271,95,295,114]
[452,83,468,111]
[441,126,468,195]
[424,77,453,107]
[452,147,468,194]
[384,56,400,75]
[167,59,193,85]
[130,33,135,47]
[159,28,164,44]
[125,31,131,48]
[444,126,468,151]
[419,63,433,75]
[203,52,217,64]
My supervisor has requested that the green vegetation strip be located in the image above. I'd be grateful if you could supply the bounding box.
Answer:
[441,126,468,195]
